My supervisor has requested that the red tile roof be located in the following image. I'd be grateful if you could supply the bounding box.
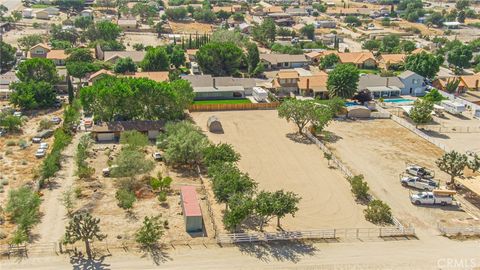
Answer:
[180,186,202,217]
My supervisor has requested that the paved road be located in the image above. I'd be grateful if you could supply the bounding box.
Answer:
[0,0,22,14]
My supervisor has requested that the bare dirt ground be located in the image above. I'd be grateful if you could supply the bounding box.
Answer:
[122,33,170,50]
[169,21,214,34]
[69,142,215,245]
[1,26,47,48]
[325,119,480,236]
[191,110,373,233]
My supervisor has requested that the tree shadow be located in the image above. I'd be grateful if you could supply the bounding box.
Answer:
[319,130,343,143]
[235,240,318,263]
[69,254,111,270]
[139,245,172,266]
[285,133,313,145]
[422,130,450,139]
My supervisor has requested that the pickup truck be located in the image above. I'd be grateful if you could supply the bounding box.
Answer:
[405,165,434,179]
[400,176,438,191]
[410,190,456,206]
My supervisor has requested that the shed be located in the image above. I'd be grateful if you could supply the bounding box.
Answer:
[347,106,371,118]
[207,116,223,133]
[91,120,165,142]
[180,186,203,233]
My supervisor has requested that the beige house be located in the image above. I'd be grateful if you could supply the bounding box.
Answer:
[117,18,138,30]
[35,10,50,20]
[378,54,406,70]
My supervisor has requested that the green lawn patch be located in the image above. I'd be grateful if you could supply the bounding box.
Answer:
[31,4,52,8]
[358,69,379,74]
[193,99,252,105]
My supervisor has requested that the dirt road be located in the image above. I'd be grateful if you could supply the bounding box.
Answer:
[32,133,81,244]
[191,110,371,230]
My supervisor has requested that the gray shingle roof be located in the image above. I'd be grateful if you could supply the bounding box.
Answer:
[260,54,308,65]
[358,74,404,90]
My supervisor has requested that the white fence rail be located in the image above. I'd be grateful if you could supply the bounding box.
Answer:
[217,227,415,244]
[438,225,480,236]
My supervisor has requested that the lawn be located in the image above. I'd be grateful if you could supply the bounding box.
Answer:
[192,99,252,105]
[358,69,379,74]
[31,4,52,8]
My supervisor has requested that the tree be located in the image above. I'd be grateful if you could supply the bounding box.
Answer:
[51,24,79,44]
[140,46,170,71]
[112,149,154,178]
[319,53,340,69]
[67,75,74,104]
[16,58,58,83]
[66,61,100,83]
[168,46,185,68]
[0,41,16,72]
[352,90,372,104]
[223,194,254,231]
[131,2,157,22]
[246,43,260,75]
[9,81,56,110]
[422,89,444,103]
[467,154,480,173]
[74,16,93,30]
[327,64,360,99]
[364,200,392,225]
[458,10,466,23]
[400,40,416,53]
[362,39,381,51]
[216,10,231,20]
[409,99,434,127]
[380,35,400,53]
[165,7,188,20]
[86,20,122,41]
[18,34,44,51]
[300,24,315,40]
[202,143,240,167]
[444,79,461,94]
[113,57,137,74]
[115,189,136,209]
[0,115,24,132]
[269,190,300,228]
[66,48,94,62]
[404,52,442,79]
[251,18,276,45]
[196,42,243,76]
[56,0,85,13]
[456,0,470,10]
[136,216,163,247]
[427,12,445,28]
[64,212,107,259]
[120,131,149,150]
[278,99,333,134]
[349,175,369,201]
[436,151,468,186]
[11,10,22,26]
[0,5,7,21]
[6,187,41,233]
[448,45,473,73]
[344,16,361,26]
[60,188,76,217]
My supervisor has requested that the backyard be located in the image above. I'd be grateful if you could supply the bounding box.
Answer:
[192,99,252,105]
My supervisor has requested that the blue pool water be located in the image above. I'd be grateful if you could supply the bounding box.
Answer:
[345,102,358,107]
[382,98,414,103]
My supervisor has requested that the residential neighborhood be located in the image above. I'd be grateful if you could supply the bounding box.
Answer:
[1,0,480,269]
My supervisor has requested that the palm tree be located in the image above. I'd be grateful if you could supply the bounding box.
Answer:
[445,78,461,94]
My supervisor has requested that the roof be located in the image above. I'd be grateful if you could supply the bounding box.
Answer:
[336,52,376,64]
[305,51,323,59]
[92,120,165,133]
[180,186,202,217]
[212,6,233,12]
[277,70,299,79]
[46,50,68,60]
[412,48,427,54]
[298,74,328,92]
[264,6,283,13]
[183,75,255,89]
[260,54,308,65]
[125,72,169,82]
[104,51,146,62]
[118,18,137,25]
[30,43,50,52]
[358,74,405,90]
[88,69,114,81]
[460,74,480,89]
[379,54,406,64]
[398,70,423,80]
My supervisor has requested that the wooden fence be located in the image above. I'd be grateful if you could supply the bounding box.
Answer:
[189,102,280,112]
[217,226,416,244]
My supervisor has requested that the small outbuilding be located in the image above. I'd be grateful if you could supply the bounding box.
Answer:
[207,116,223,133]
[347,105,371,118]
[180,186,203,233]
[91,120,165,142]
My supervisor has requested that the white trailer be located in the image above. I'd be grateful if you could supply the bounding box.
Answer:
[252,87,268,102]
[440,100,466,115]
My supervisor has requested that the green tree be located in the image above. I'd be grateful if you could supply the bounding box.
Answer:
[141,46,170,71]
[120,130,149,150]
[319,53,340,69]
[67,75,74,104]
[456,0,470,10]
[404,52,442,79]
[246,43,260,75]
[364,200,392,225]
[131,2,158,22]
[86,20,122,41]
[74,16,93,30]
[60,188,76,217]
[17,34,44,51]
[427,12,445,28]
[344,16,361,26]
[448,45,473,73]
[0,115,24,132]
[202,143,240,167]
[362,39,381,51]
[136,216,163,247]
[223,194,254,232]
[115,189,136,209]
[113,57,137,74]
[9,81,56,110]
[64,212,107,259]
[251,18,276,45]
[277,99,334,134]
[380,35,400,53]
[300,24,315,40]
[400,40,416,53]
[467,154,480,173]
[458,10,466,23]
[16,58,58,83]
[422,89,444,103]
[169,46,185,68]
[349,175,369,201]
[269,190,300,228]
[6,187,41,233]
[436,151,468,186]
[112,149,154,178]
[327,64,360,99]
[196,42,243,76]
[165,7,188,20]
[66,48,94,62]
[0,41,16,72]
[444,78,461,94]
[409,99,434,126]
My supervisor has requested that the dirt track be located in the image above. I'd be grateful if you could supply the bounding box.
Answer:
[191,110,372,231]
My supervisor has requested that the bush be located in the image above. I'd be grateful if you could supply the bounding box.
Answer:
[38,119,54,131]
[115,189,136,209]
[18,139,28,149]
[364,200,392,225]
[1,179,9,185]
[158,191,167,202]
[350,175,369,201]
[6,140,16,146]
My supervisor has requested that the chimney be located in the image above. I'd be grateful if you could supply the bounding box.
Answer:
[386,77,389,88]
[476,79,479,90]
[213,78,216,89]
[307,78,310,91]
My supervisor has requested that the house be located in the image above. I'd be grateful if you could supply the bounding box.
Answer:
[432,77,466,94]
[459,73,480,91]
[378,54,406,70]
[28,43,51,58]
[319,34,344,46]
[35,10,50,20]
[298,73,329,98]
[305,51,323,64]
[117,18,138,30]
[315,20,336,28]
[103,51,146,64]
[88,69,115,85]
[28,44,94,66]
[46,50,69,66]
[398,70,426,96]
[91,120,165,142]
[260,54,309,70]
[336,51,377,69]
[285,7,308,16]
[123,72,169,82]
[271,70,300,95]
[22,8,33,18]
[358,74,405,99]
[183,75,256,100]
[443,21,462,29]
[44,7,60,16]
[0,72,18,100]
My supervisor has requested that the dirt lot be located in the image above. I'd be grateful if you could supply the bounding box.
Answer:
[168,21,215,34]
[325,119,480,236]
[122,33,170,50]
[72,142,215,244]
[191,110,372,233]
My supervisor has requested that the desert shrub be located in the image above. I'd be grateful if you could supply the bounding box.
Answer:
[5,150,12,155]
[158,191,167,202]
[115,189,136,209]
[364,200,392,225]
[349,175,370,201]
[74,187,82,198]
[18,139,28,149]
[6,140,16,146]
[0,231,6,239]
[1,179,9,185]
[38,119,54,131]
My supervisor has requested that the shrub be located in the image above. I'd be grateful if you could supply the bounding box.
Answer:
[38,119,54,131]
[150,177,161,190]
[1,179,9,185]
[158,191,167,202]
[6,140,16,146]
[5,150,12,155]
[364,200,392,225]
[18,139,28,149]
[74,187,82,198]
[350,175,369,201]
[115,189,136,209]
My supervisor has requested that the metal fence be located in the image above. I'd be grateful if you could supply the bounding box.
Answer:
[196,165,219,237]
[437,224,480,236]
[418,125,480,133]
[217,226,415,244]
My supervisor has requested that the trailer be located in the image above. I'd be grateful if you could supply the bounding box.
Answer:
[252,87,268,102]
[440,100,466,115]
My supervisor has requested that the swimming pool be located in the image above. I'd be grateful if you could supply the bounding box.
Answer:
[382,98,414,103]
[345,102,358,107]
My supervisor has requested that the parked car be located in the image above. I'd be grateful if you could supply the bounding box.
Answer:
[33,129,54,142]
[39,142,49,150]
[152,152,162,161]
[0,129,5,137]
[102,165,118,177]
[51,116,62,124]
[406,165,434,179]
[400,176,438,191]
[32,137,42,143]
[84,119,93,128]
[410,190,456,206]
[13,111,22,117]
[35,148,47,158]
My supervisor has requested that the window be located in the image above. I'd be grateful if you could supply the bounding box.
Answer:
[280,79,286,84]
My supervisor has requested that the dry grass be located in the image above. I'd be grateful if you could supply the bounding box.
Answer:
[168,21,214,34]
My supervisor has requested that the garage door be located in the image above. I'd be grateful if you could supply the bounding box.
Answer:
[97,133,115,142]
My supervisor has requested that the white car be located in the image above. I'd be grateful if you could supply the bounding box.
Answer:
[35,148,47,158]
[13,111,22,117]
[32,137,42,143]
[39,142,49,150]
[51,117,62,124]
[406,165,434,179]
[400,176,438,191]
[152,152,162,161]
